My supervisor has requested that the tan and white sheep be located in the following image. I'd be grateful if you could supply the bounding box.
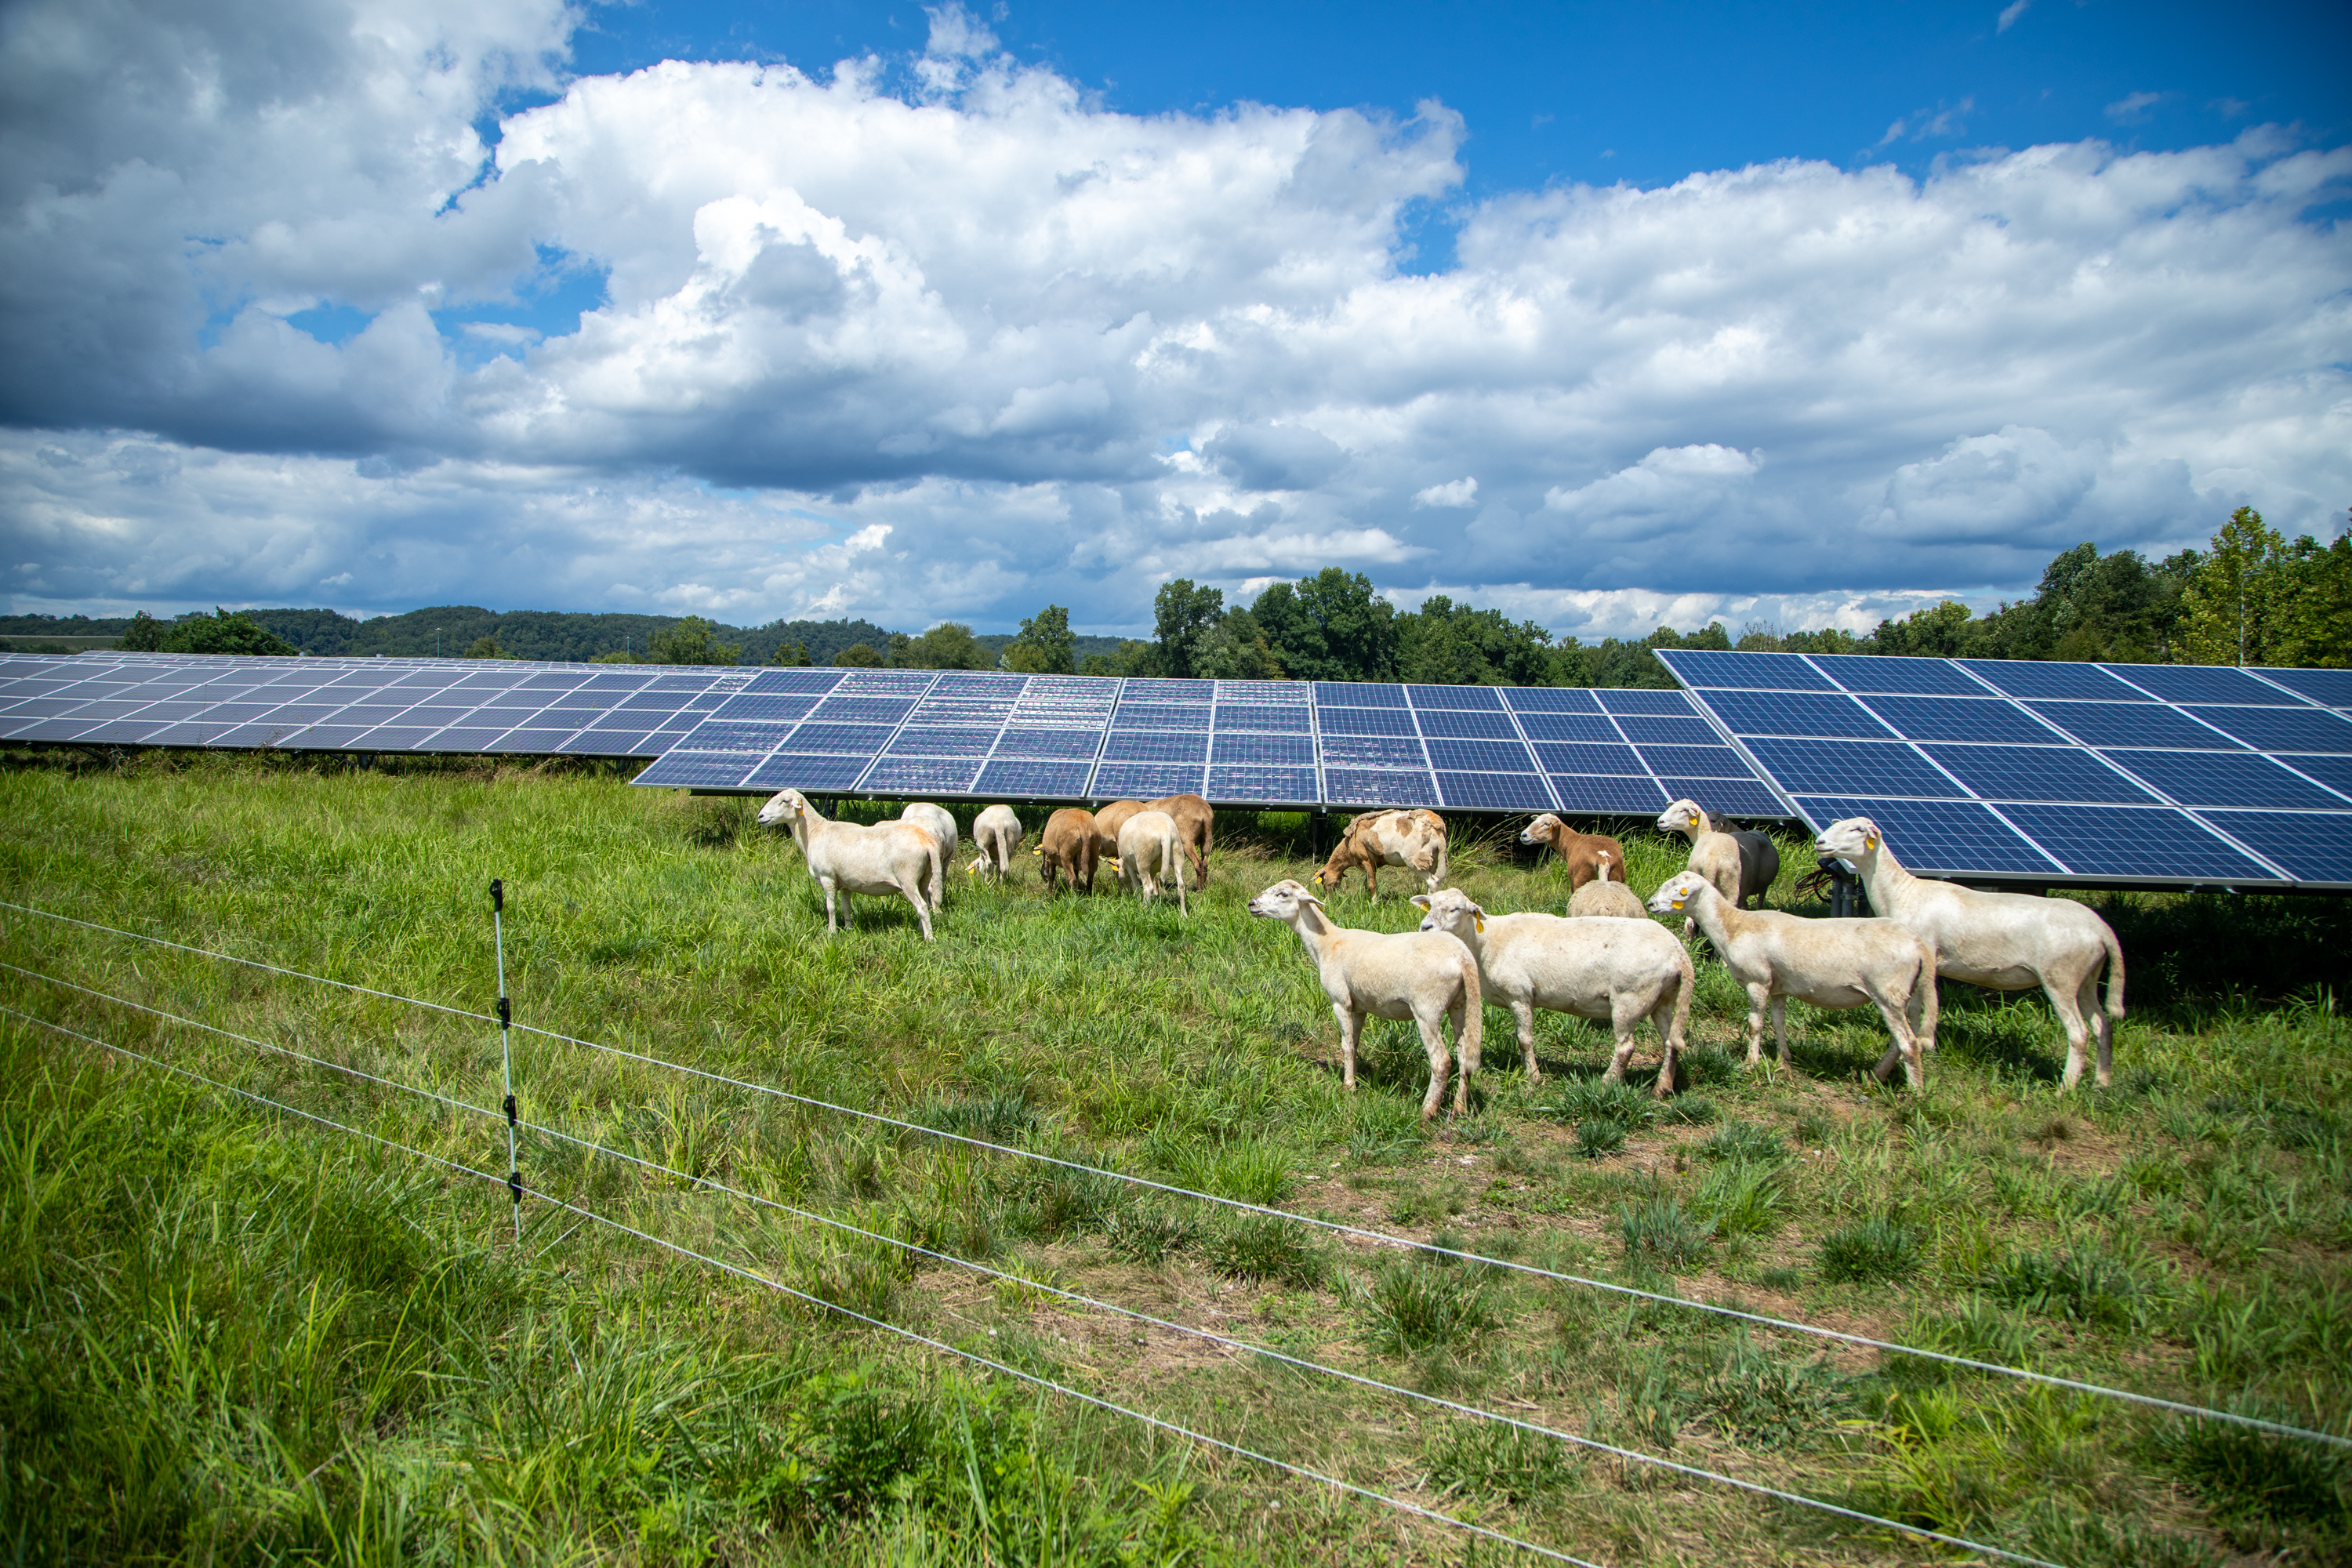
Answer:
[1312,808,1449,899]
[1814,816,2125,1088]
[899,801,960,911]
[1146,793,1215,887]
[760,788,940,940]
[1090,800,1145,867]
[1248,878,1482,1118]
[1519,815,1628,891]
[1648,870,1936,1087]
[1115,809,1189,914]
[967,804,1022,880]
[1414,888,1691,1096]
[1566,851,1647,919]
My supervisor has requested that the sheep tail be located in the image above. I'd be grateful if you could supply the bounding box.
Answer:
[2100,924,2126,1021]
[1595,851,1613,884]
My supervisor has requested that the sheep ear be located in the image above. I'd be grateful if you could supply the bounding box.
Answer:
[1410,895,1431,910]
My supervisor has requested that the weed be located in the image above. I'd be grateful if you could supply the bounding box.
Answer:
[1675,1044,1740,1087]
[1692,1160,1787,1240]
[1201,1217,1325,1287]
[1573,1117,1627,1159]
[1759,1265,1805,1290]
[1663,1094,1719,1125]
[2153,1409,2350,1547]
[1359,1261,1496,1356]
[2002,1498,2224,1568]
[1980,1239,2154,1327]
[1425,1418,1577,1503]
[1817,1218,1924,1284]
[1700,1119,1785,1164]
[1698,1335,1849,1449]
[1101,1207,1198,1265]
[1541,1076,1661,1131]
[1617,1193,1715,1272]
[1387,1179,1470,1225]
[914,1089,1038,1144]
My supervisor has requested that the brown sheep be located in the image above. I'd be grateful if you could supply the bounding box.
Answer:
[1518,813,1627,891]
[1145,792,1215,887]
[1090,800,1145,869]
[1037,807,1099,894]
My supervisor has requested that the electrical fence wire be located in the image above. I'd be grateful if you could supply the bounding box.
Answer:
[5,896,2346,1454]
[0,1003,1614,1568]
[2,962,2060,1565]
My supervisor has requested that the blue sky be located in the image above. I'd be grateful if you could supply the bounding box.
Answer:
[2,0,2346,636]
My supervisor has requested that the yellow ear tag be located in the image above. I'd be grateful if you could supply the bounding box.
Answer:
[1473,916,1485,933]
[1671,898,1685,911]
[1866,834,1878,850]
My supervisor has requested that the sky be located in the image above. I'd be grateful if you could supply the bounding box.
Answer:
[1,0,2346,640]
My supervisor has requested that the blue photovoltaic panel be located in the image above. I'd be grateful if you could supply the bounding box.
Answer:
[2256,668,2352,708]
[1324,769,1437,807]
[1316,682,1406,707]
[1955,659,2150,702]
[1142,679,1216,700]
[1113,702,1212,730]
[1425,739,1539,771]
[2180,705,2352,753]
[2022,701,2241,750]
[708,694,816,722]
[1210,732,1314,765]
[1207,765,1319,802]
[789,723,897,753]
[1707,689,1896,739]
[913,701,1017,725]
[1214,680,1309,702]
[745,753,869,790]
[1321,734,1427,767]
[1658,778,1787,817]
[1863,695,2061,745]
[635,751,764,787]
[488,728,580,753]
[1921,744,2159,805]
[676,720,800,752]
[1536,742,1643,774]
[2104,750,2350,810]
[993,727,1103,758]
[829,670,938,695]
[1214,703,1312,732]
[808,696,916,724]
[977,760,1095,795]
[2107,664,2303,706]
[556,731,654,757]
[1102,730,1209,762]
[1792,796,2061,873]
[1437,771,1553,811]
[1745,737,1963,797]
[1639,745,1751,776]
[1504,687,1602,712]
[1319,706,1417,736]
[1548,775,1668,812]
[862,757,985,793]
[888,726,1002,756]
[1597,688,1695,714]
[1517,712,1623,742]
[1414,709,1517,739]
[2198,811,2352,884]
[1093,761,1204,798]
[1613,716,1722,746]
[929,672,1028,695]
[1998,804,2278,880]
[1810,655,1990,696]
[434,726,524,751]
[2278,753,2352,799]
[1408,684,1504,710]
[1657,650,1835,690]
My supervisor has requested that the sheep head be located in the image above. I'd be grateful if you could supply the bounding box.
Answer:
[1813,817,1882,862]
[1247,879,1325,924]
[758,789,811,829]
[1411,887,1486,937]
[1647,870,1710,915]
[1517,813,1563,847]
[1656,800,1707,834]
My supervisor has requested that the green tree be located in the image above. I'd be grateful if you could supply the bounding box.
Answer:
[833,642,887,667]
[1872,600,1980,659]
[646,616,740,666]
[463,635,518,659]
[155,608,298,657]
[1140,583,1222,679]
[905,622,987,670]
[2180,506,2289,666]
[118,611,166,651]
[1192,607,1285,679]
[1080,640,1152,678]
[1250,569,1397,682]
[766,638,811,667]
[592,649,646,664]
[1396,595,1553,685]
[1004,605,1077,675]
[2275,521,2352,668]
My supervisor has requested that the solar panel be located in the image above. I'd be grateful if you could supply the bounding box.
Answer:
[1414,709,1518,739]
[2255,668,2352,708]
[1791,797,2062,874]
[1548,775,1668,812]
[993,727,1105,758]
[1207,765,1319,803]
[1113,702,1212,730]
[1425,739,1541,771]
[2107,664,2304,706]
[1504,687,1602,712]
[977,759,1094,795]
[1323,768,1437,806]
[1214,702,1312,733]
[1317,682,1407,707]
[1517,712,1624,743]
[2278,753,2352,799]
[1092,760,1206,798]
[1996,804,2278,880]
[1658,778,1788,817]
[635,751,763,787]
[1322,733,1428,766]
[862,757,985,793]
[1436,771,1553,811]
[1319,706,1417,736]
[887,726,1002,756]
[1862,695,2063,745]
[2103,750,2350,810]
[2180,705,2352,753]
[1210,733,1315,765]
[1613,716,1722,746]
[1408,684,1504,710]
[1742,737,1964,797]
[1663,651,1836,690]
[1537,741,1643,773]
[2023,700,2241,750]
[1706,690,1897,739]
[1811,654,1991,696]
[1637,744,1751,776]
[784,723,896,753]
[1919,744,2160,805]
[1595,688,1699,714]
[745,753,869,790]
[2198,811,2352,884]
[1102,730,1209,762]
[1955,659,2151,701]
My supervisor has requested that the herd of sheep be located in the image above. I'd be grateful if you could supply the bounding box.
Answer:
[752,787,2127,1116]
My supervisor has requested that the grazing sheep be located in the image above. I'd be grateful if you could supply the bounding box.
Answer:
[1656,800,1780,937]
[1414,888,1691,1096]
[1248,878,1482,1118]
[1566,851,1648,919]
[1313,808,1449,899]
[899,802,960,911]
[1090,800,1145,869]
[1115,809,1189,914]
[1036,807,1099,894]
[1814,816,2125,1088]
[1648,870,1936,1087]
[1519,815,1628,891]
[759,788,939,940]
[968,804,1022,880]
[1145,793,1215,887]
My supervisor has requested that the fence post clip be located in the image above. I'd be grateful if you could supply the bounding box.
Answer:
[490,878,503,913]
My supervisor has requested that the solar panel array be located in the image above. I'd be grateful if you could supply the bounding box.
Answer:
[0,651,1784,818]
[1657,649,2352,888]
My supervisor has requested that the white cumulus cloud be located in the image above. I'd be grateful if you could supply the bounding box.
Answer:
[1413,477,1479,508]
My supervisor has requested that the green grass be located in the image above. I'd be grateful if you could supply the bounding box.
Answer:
[3,748,2350,1563]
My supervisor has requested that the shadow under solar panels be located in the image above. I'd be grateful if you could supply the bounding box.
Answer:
[1323,768,1437,806]
[1997,803,2278,881]
[1744,738,1962,797]
[2024,701,2243,750]
[1793,796,2060,873]
[1863,695,2063,744]
[1919,744,2159,805]
[2198,811,2352,884]
[2103,749,2350,810]
[2181,705,2352,753]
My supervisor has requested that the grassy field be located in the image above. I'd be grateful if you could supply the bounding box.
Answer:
[2,750,2347,1566]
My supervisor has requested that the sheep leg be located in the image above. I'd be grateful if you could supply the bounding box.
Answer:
[1648,989,1684,1098]
[1510,999,1541,1081]
[822,878,841,933]
[1771,996,1791,1066]
[1174,850,1188,916]
[1365,862,1378,901]
[1416,1009,1454,1120]
[2082,972,2114,1087]
[1741,982,1771,1065]
[1334,1004,1362,1091]
[2047,972,2098,1089]
[1602,998,1643,1083]
[896,876,935,941]
[1868,985,1923,1089]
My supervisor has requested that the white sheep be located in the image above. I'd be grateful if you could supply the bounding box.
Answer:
[760,788,940,940]
[1648,870,1937,1087]
[1115,809,1189,914]
[1566,851,1647,919]
[899,801,960,910]
[1657,799,1779,938]
[1414,888,1692,1096]
[1813,816,2125,1088]
[967,804,1022,880]
[1248,878,1482,1118]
